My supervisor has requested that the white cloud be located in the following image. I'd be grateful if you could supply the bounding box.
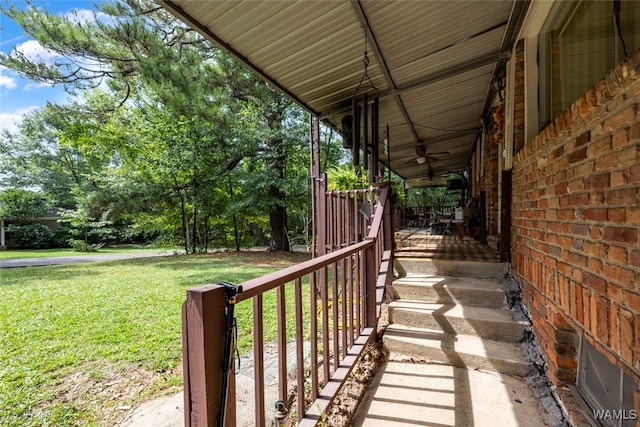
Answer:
[0,66,17,90]
[13,40,62,63]
[24,81,55,90]
[0,106,39,134]
[64,8,113,26]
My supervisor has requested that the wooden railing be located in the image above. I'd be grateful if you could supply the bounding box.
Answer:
[182,185,393,426]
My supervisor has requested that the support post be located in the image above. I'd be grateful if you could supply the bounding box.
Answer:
[0,218,5,248]
[183,285,229,427]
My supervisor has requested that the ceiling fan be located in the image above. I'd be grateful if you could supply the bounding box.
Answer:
[406,144,450,165]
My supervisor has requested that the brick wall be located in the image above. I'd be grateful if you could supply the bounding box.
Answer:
[512,50,640,392]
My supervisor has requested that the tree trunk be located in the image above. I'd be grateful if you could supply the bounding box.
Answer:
[192,204,197,254]
[268,185,289,252]
[228,179,241,252]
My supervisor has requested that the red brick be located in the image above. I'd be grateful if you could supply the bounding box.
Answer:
[595,153,617,171]
[617,144,640,166]
[610,170,628,187]
[631,122,640,141]
[620,308,634,363]
[584,208,607,221]
[590,225,603,240]
[569,252,588,268]
[568,147,588,164]
[589,192,605,206]
[576,130,591,146]
[604,264,635,285]
[586,172,610,189]
[630,164,640,183]
[608,245,628,264]
[570,223,590,236]
[586,136,612,157]
[626,290,640,312]
[608,207,626,223]
[590,293,599,336]
[603,105,637,132]
[612,128,629,148]
[627,207,640,224]
[607,283,624,302]
[555,183,567,195]
[583,289,592,331]
[610,305,621,354]
[603,226,637,243]
[606,188,639,205]
[584,241,606,257]
[582,272,607,294]
[569,193,589,206]
[576,285,584,323]
[588,257,603,274]
[631,250,640,267]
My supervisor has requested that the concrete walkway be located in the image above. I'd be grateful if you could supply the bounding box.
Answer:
[353,359,548,427]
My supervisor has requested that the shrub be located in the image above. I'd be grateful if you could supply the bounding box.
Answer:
[6,223,54,249]
[67,239,104,252]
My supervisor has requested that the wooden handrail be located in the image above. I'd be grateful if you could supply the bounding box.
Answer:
[235,186,389,303]
[182,184,392,426]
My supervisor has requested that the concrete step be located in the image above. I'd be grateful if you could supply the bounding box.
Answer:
[383,324,530,376]
[392,275,505,309]
[388,300,529,343]
[395,257,506,279]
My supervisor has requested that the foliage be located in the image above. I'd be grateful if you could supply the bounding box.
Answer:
[0,0,350,254]
[66,239,104,252]
[5,223,54,249]
[326,163,369,191]
[59,207,115,251]
[0,189,50,224]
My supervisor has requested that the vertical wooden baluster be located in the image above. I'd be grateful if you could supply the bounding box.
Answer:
[253,295,265,427]
[331,260,339,372]
[309,272,318,401]
[294,278,305,420]
[276,286,287,402]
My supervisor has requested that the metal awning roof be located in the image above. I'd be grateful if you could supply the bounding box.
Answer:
[158,0,529,186]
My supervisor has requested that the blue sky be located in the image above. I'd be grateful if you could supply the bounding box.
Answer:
[0,1,100,133]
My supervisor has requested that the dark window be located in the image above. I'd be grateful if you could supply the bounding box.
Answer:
[538,0,640,128]
[577,338,637,427]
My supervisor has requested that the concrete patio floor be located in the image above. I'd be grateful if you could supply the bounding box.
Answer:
[353,359,549,427]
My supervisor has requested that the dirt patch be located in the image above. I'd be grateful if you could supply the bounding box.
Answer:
[33,362,181,426]
[285,304,390,426]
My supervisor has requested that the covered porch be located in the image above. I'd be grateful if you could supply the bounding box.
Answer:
[150,1,559,426]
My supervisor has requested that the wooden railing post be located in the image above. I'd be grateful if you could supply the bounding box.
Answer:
[364,243,377,328]
[182,285,231,427]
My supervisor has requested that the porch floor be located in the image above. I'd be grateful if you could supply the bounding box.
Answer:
[394,228,500,262]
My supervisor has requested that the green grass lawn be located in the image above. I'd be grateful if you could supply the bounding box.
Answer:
[0,246,181,259]
[0,251,310,426]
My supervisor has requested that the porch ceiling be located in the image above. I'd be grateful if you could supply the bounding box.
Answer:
[157,0,528,185]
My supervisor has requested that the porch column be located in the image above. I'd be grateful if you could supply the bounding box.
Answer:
[1,219,5,248]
